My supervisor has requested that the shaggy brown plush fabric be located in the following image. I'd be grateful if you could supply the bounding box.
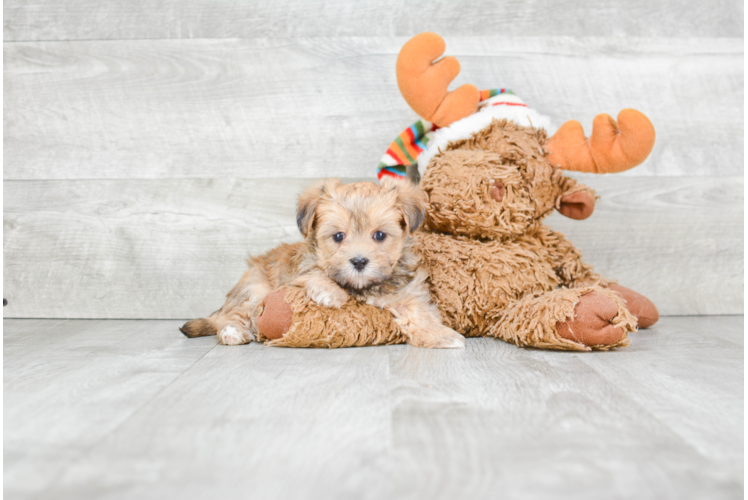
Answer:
[423,119,597,240]
[415,228,610,338]
[493,286,634,351]
[255,119,652,351]
[259,287,406,348]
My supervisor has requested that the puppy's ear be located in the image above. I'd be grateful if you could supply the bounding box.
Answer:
[383,177,428,234]
[296,179,341,237]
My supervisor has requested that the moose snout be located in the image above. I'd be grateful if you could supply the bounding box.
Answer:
[350,257,369,271]
[489,180,505,202]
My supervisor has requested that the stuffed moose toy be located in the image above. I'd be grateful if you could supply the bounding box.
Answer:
[252,33,659,351]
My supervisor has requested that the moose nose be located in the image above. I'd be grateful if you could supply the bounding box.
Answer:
[489,180,505,202]
[350,257,369,271]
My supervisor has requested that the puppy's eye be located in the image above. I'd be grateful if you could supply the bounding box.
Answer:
[333,232,345,243]
[373,231,387,242]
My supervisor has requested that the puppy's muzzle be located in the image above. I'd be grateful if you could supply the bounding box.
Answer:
[350,257,369,272]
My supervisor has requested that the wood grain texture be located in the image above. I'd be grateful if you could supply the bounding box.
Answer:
[548,173,744,316]
[3,319,217,500]
[3,177,313,319]
[4,0,743,41]
[387,318,743,499]
[578,316,744,469]
[4,37,743,180]
[3,176,742,319]
[3,315,743,499]
[46,346,391,500]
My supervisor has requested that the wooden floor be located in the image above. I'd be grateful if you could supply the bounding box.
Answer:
[4,316,743,500]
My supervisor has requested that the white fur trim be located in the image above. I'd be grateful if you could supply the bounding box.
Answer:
[417,105,555,171]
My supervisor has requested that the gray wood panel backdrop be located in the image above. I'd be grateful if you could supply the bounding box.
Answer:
[3,0,744,319]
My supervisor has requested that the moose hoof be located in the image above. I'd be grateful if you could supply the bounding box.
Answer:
[556,292,625,346]
[257,289,294,340]
[608,284,659,328]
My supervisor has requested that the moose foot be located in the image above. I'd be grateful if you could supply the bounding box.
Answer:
[607,284,659,328]
[556,292,627,346]
[256,289,294,340]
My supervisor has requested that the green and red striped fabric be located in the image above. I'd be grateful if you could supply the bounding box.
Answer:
[377,88,522,181]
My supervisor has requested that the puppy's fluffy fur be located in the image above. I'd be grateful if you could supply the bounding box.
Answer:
[181,178,464,348]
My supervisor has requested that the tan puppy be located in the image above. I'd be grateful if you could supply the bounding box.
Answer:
[181,178,465,349]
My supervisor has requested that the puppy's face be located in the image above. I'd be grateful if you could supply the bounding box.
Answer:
[297,178,426,292]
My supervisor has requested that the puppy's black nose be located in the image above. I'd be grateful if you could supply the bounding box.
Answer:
[350,257,369,271]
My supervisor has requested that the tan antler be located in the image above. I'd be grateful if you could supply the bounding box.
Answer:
[545,109,656,173]
[396,33,480,128]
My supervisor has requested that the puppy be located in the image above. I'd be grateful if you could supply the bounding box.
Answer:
[180,178,465,349]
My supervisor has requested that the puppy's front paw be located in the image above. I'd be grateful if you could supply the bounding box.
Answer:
[309,286,350,309]
[409,325,466,349]
[218,325,253,345]
[433,332,467,349]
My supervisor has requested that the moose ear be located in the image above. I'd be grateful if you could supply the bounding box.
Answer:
[396,32,480,127]
[296,179,341,237]
[546,109,655,173]
[557,190,596,220]
[382,177,428,234]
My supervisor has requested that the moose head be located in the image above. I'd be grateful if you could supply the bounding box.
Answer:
[391,32,656,239]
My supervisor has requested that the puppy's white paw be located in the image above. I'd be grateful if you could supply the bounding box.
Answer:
[432,331,466,349]
[409,326,466,349]
[218,325,252,345]
[309,286,350,309]
[434,332,465,349]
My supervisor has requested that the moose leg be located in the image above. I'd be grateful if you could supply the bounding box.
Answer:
[570,277,660,328]
[488,286,637,351]
[255,287,407,348]
[541,229,659,329]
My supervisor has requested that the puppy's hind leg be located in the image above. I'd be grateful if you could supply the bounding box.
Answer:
[180,312,258,345]
[180,317,218,338]
[181,263,273,345]
[180,313,254,345]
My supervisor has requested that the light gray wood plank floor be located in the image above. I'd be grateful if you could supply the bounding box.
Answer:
[4,316,743,500]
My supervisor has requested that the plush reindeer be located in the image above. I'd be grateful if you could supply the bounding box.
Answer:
[252,32,660,351]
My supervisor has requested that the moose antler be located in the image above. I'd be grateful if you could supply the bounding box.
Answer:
[545,109,656,173]
[396,32,480,127]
